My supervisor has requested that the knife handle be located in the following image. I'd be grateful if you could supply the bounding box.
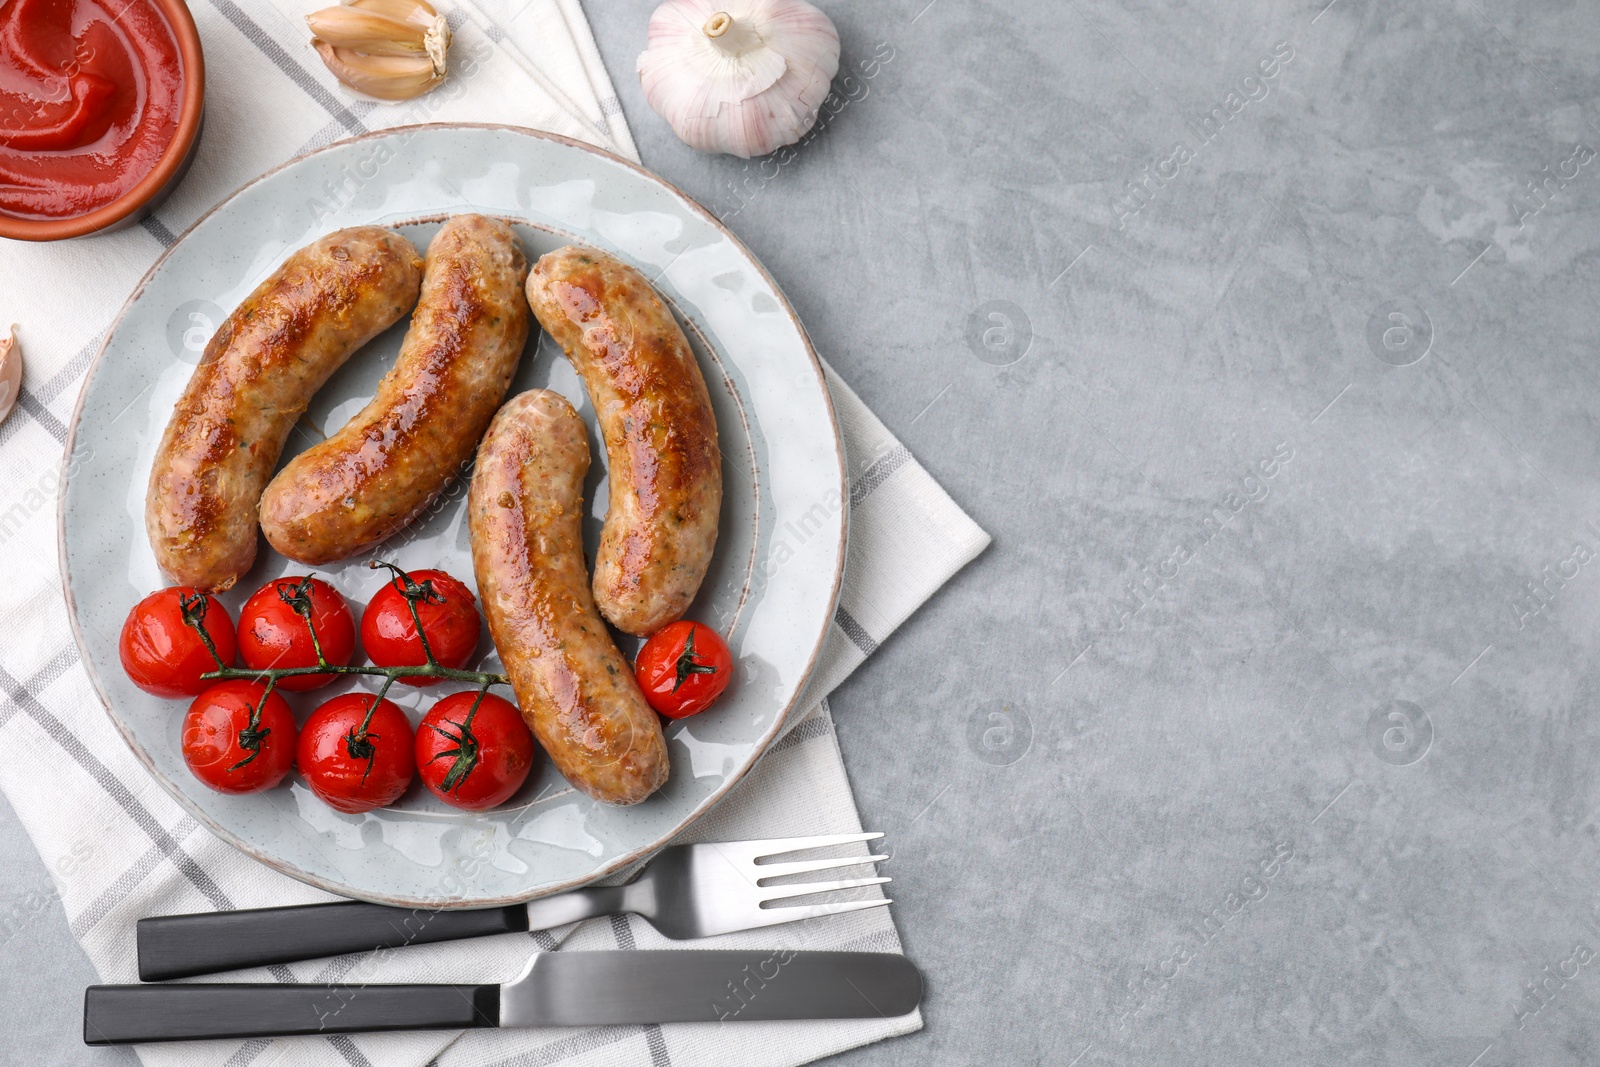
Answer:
[137,901,530,981]
[83,982,500,1044]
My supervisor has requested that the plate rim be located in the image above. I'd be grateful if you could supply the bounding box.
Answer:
[56,121,848,908]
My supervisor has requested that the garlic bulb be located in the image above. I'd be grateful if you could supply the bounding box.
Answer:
[0,326,21,427]
[308,0,451,101]
[637,0,840,158]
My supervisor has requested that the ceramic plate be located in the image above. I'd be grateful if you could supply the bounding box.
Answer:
[58,124,845,908]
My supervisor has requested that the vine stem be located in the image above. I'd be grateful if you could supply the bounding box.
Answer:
[198,662,509,686]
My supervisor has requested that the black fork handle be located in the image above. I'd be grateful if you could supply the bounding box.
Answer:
[84,982,500,1044]
[136,900,529,981]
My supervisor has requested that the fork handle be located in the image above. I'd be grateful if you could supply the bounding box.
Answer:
[137,901,530,981]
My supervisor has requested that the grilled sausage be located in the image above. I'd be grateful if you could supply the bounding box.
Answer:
[469,390,669,805]
[524,246,721,637]
[259,215,530,564]
[145,228,423,592]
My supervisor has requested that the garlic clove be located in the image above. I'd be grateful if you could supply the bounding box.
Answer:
[312,39,443,100]
[307,7,429,59]
[0,325,22,427]
[309,0,450,99]
[349,0,443,32]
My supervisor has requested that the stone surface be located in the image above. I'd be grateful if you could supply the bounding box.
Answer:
[11,0,1600,1063]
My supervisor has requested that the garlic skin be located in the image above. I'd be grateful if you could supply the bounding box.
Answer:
[0,326,21,427]
[638,0,841,159]
[308,0,451,102]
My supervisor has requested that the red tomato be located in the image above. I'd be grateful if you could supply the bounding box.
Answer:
[361,564,480,685]
[237,576,355,691]
[120,587,238,698]
[634,621,733,719]
[297,692,415,813]
[181,681,296,794]
[416,691,536,810]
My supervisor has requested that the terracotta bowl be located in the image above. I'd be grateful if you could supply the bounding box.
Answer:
[0,0,206,242]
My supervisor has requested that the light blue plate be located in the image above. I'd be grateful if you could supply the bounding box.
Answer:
[58,124,846,908]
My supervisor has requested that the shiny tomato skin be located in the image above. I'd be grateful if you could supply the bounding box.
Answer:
[120,587,238,698]
[634,621,733,719]
[181,681,296,795]
[238,577,355,691]
[297,693,414,814]
[416,692,536,810]
[361,569,480,685]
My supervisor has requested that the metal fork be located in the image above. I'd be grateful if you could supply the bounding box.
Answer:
[136,832,891,981]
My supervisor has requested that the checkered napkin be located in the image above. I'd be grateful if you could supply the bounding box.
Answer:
[0,3,989,1065]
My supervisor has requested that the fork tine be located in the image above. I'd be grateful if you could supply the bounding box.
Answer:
[736,897,893,930]
[754,854,888,882]
[745,831,884,861]
[760,875,891,904]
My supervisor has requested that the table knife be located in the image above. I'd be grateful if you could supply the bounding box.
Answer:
[83,950,922,1045]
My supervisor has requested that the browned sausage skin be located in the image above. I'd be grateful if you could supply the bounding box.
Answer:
[524,246,721,637]
[469,390,669,805]
[145,227,424,592]
[260,215,530,564]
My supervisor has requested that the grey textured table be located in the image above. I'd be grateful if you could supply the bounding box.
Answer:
[7,0,1600,1063]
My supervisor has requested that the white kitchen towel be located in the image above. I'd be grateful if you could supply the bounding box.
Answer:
[0,3,990,1067]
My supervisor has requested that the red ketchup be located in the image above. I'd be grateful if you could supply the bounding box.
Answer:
[0,0,183,220]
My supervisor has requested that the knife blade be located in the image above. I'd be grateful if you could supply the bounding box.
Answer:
[83,950,922,1045]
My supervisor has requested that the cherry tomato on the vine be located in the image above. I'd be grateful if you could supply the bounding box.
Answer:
[634,621,733,719]
[361,564,480,685]
[237,576,355,691]
[120,587,238,698]
[416,691,536,810]
[181,680,296,794]
[297,692,414,813]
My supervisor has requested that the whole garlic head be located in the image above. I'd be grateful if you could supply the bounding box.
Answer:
[637,0,841,159]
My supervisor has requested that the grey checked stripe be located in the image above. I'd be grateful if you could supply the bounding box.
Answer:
[0,401,38,449]
[35,330,104,404]
[642,1021,670,1067]
[771,713,833,754]
[608,912,635,950]
[834,607,878,656]
[610,916,671,1067]
[0,659,234,911]
[850,444,912,506]
[221,1038,274,1067]
[15,389,66,442]
[328,1035,376,1067]
[0,644,79,731]
[530,927,560,951]
[69,815,199,938]
[140,215,177,247]
[310,949,370,986]
[485,1026,648,1067]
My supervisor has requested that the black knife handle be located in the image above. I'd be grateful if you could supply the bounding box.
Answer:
[137,901,530,981]
[83,982,500,1044]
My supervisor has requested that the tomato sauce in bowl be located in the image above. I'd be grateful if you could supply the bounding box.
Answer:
[0,0,198,234]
